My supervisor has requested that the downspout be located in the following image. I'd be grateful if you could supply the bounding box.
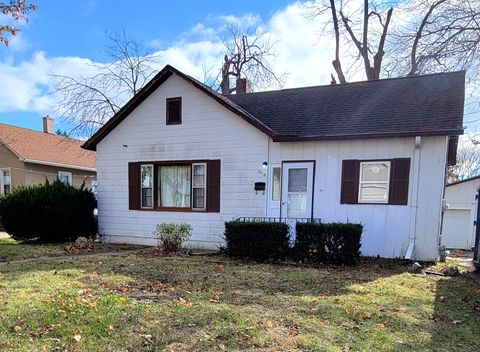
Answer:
[265,136,271,216]
[405,136,422,260]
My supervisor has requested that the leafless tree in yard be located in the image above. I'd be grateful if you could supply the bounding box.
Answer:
[51,31,160,137]
[311,0,480,84]
[448,135,480,182]
[212,24,285,95]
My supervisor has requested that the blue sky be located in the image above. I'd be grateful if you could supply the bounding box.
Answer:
[0,0,295,132]
[0,0,478,136]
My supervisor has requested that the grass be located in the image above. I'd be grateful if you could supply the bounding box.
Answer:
[0,237,142,262]
[0,243,479,351]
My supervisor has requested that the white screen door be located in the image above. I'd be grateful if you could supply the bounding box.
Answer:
[281,162,314,219]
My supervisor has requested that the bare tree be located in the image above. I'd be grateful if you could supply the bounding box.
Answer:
[313,0,480,83]
[51,31,159,137]
[214,24,285,95]
[448,135,480,182]
[0,0,37,46]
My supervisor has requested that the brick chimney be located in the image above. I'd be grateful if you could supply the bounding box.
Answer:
[236,78,251,94]
[42,115,54,134]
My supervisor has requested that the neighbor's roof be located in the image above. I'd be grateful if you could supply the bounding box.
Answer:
[447,175,480,187]
[0,123,96,171]
[82,65,465,151]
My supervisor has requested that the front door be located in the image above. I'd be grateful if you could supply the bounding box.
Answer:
[281,162,314,219]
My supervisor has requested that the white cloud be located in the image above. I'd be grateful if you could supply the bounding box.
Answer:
[0,0,477,133]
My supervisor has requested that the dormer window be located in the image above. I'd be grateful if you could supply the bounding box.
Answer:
[166,97,182,125]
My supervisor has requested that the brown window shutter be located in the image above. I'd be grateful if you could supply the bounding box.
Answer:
[389,158,410,205]
[340,160,359,204]
[447,135,458,166]
[207,160,221,212]
[128,162,140,210]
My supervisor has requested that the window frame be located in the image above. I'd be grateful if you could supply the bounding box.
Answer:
[357,161,391,204]
[58,171,72,185]
[191,162,207,211]
[140,164,154,209]
[138,160,209,212]
[271,167,281,201]
[1,168,11,194]
[166,97,182,125]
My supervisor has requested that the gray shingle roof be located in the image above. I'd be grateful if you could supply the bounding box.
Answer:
[226,71,465,141]
[83,66,465,151]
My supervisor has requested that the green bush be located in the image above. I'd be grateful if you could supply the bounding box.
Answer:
[223,221,290,260]
[0,180,97,243]
[295,222,363,265]
[153,223,192,253]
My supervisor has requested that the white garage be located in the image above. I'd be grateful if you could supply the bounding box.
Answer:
[442,176,480,249]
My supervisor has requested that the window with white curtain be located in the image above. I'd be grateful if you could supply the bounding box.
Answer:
[141,165,153,208]
[158,165,191,208]
[358,161,390,203]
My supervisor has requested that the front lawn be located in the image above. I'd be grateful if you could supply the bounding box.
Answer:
[0,237,142,262]
[0,244,479,351]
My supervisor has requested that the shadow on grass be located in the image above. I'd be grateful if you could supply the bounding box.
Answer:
[1,254,480,351]
[430,275,480,351]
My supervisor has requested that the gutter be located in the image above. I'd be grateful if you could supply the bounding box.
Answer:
[22,159,96,172]
[405,136,422,260]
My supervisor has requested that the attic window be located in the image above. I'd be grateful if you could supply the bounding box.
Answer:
[166,97,182,125]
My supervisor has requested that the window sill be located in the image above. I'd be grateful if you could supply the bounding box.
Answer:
[135,207,211,213]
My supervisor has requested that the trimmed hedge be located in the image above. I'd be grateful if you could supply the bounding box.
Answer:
[224,221,290,260]
[0,180,97,243]
[295,222,362,264]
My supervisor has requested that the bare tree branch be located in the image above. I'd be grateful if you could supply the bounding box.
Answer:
[215,22,285,94]
[51,31,160,137]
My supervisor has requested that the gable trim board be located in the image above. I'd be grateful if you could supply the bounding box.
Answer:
[86,65,465,261]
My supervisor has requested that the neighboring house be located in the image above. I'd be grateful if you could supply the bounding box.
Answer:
[82,65,465,261]
[442,176,480,249]
[0,117,96,193]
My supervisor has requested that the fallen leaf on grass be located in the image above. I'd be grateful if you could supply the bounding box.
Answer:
[451,320,462,325]
[376,323,386,330]
[209,291,224,303]
[173,297,192,307]
[72,334,82,343]
[139,334,153,345]
[213,264,224,273]
[118,296,127,304]
[13,325,22,333]
[265,320,273,329]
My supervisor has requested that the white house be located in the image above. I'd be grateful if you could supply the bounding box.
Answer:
[442,176,480,249]
[83,65,465,261]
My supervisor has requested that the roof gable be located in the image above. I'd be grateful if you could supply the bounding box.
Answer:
[0,123,96,170]
[82,65,273,151]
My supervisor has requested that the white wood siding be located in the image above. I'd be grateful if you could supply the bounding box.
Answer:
[96,74,268,249]
[96,72,448,260]
[442,178,480,249]
[269,136,448,260]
